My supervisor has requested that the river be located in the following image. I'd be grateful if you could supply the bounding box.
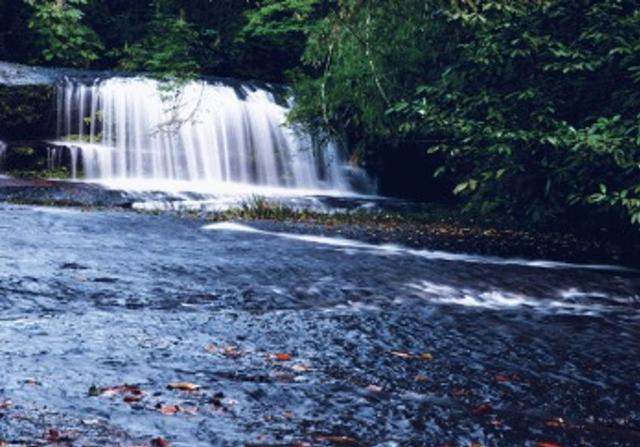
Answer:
[0,203,638,446]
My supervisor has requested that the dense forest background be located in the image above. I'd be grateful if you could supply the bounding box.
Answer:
[1,0,640,232]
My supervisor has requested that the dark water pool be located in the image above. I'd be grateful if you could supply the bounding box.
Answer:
[0,204,639,446]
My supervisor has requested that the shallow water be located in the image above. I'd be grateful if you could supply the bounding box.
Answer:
[0,204,639,446]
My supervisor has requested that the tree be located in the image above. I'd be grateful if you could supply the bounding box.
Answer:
[25,0,103,67]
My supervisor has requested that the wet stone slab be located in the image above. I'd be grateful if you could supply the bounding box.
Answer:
[0,204,639,446]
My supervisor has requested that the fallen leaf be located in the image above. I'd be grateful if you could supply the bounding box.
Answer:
[415,374,430,382]
[160,404,180,415]
[97,384,143,398]
[0,400,12,410]
[545,418,566,429]
[366,384,383,392]
[151,437,170,447]
[167,382,200,392]
[419,353,433,360]
[472,403,493,416]
[391,351,412,359]
[452,388,471,397]
[44,429,76,442]
[206,343,219,353]
[495,373,509,382]
[536,443,561,447]
[274,353,292,362]
[222,346,242,358]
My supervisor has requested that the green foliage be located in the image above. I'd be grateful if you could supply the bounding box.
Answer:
[118,5,200,82]
[242,0,322,38]
[388,0,640,225]
[25,0,103,67]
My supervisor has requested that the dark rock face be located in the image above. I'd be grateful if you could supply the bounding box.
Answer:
[0,84,57,140]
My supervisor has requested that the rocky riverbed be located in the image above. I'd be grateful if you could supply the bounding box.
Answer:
[0,202,639,446]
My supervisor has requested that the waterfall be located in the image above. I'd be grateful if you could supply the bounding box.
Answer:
[0,140,6,171]
[54,77,356,193]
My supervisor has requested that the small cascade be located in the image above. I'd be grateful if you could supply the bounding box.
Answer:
[54,77,358,193]
[0,140,6,171]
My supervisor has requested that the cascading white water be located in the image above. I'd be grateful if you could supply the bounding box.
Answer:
[54,77,355,193]
[0,140,6,172]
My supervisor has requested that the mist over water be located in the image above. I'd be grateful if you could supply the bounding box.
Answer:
[54,78,359,194]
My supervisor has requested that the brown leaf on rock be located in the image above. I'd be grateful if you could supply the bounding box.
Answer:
[452,388,471,397]
[391,351,413,359]
[159,404,180,415]
[495,373,509,382]
[472,403,493,416]
[100,384,143,398]
[391,351,433,360]
[44,429,76,443]
[313,434,362,446]
[545,418,566,429]
[274,352,292,362]
[151,437,170,447]
[167,382,200,392]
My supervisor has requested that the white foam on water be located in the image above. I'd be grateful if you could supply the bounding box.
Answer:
[203,222,635,272]
[407,280,636,315]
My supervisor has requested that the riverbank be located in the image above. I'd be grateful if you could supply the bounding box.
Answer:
[1,176,638,268]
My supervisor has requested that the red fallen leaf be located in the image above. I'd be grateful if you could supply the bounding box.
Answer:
[160,404,180,415]
[151,437,170,447]
[545,418,566,428]
[275,353,292,362]
[472,403,493,416]
[536,443,562,447]
[495,373,509,382]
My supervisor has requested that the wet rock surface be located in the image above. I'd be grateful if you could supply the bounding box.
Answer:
[0,204,639,446]
[0,177,133,208]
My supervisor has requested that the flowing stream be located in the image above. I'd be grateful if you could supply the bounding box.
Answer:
[0,205,639,446]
